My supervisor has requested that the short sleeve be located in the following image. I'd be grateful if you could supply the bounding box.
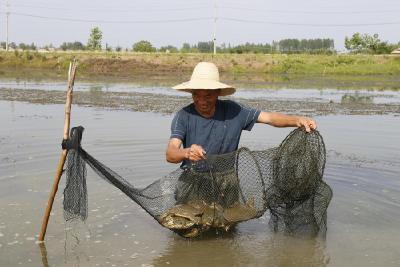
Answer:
[170,110,187,141]
[240,103,261,131]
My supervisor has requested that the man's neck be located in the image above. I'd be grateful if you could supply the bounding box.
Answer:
[195,105,217,118]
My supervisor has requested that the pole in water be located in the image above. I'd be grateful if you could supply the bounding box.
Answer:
[38,60,77,242]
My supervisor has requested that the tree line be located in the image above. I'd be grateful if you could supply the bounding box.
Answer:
[345,33,398,54]
[1,26,398,54]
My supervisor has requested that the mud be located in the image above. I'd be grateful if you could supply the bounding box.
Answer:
[1,88,399,116]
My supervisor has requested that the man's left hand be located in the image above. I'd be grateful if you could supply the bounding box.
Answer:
[296,117,317,133]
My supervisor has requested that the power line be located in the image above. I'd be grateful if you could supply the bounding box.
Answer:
[220,17,400,27]
[6,12,400,27]
[7,12,214,24]
[218,5,400,15]
[7,3,211,13]
[4,2,399,15]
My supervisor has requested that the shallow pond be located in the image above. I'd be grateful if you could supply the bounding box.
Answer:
[0,83,399,266]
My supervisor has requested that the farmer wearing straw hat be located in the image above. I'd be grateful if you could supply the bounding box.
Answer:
[166,62,316,166]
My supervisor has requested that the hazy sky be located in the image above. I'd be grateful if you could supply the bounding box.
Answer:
[1,0,399,50]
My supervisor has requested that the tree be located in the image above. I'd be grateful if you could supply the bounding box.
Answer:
[344,33,393,54]
[60,41,85,51]
[132,40,156,52]
[180,43,191,53]
[43,43,54,51]
[18,43,36,50]
[9,42,17,49]
[87,27,102,50]
[196,41,213,53]
[159,45,178,53]
[345,33,364,53]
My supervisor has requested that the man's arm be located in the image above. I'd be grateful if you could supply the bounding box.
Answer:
[257,111,317,132]
[166,138,206,163]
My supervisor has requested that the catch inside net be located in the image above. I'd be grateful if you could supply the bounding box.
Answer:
[63,127,332,238]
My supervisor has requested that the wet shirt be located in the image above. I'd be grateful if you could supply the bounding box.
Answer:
[170,100,261,168]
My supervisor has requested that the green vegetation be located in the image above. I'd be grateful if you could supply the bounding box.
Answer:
[87,27,103,50]
[0,51,399,77]
[160,39,334,54]
[1,51,399,90]
[2,27,399,90]
[159,45,179,53]
[2,29,398,55]
[345,33,398,54]
[60,41,85,51]
[132,40,156,52]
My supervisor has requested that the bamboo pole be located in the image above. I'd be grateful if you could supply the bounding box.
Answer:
[38,60,77,242]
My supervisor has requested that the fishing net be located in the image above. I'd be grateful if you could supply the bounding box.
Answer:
[63,126,332,238]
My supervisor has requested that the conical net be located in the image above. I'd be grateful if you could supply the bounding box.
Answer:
[63,126,332,238]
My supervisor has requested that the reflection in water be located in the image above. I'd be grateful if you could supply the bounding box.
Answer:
[153,230,329,267]
[63,221,92,266]
[263,234,329,267]
[38,242,50,267]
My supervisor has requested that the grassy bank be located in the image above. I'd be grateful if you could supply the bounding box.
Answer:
[1,51,400,90]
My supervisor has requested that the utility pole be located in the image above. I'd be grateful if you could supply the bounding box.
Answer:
[6,0,10,51]
[213,0,217,55]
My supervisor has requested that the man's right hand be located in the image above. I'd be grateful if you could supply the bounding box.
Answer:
[186,144,206,161]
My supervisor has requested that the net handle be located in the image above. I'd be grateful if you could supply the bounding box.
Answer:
[38,60,78,242]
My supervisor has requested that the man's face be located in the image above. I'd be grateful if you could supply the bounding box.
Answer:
[192,89,219,115]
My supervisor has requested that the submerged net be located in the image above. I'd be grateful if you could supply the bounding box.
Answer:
[63,126,332,238]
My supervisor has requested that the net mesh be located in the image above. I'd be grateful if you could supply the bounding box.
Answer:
[63,126,332,238]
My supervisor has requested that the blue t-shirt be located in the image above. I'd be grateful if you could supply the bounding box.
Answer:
[170,100,261,167]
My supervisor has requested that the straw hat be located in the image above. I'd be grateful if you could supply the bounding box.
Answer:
[172,62,235,96]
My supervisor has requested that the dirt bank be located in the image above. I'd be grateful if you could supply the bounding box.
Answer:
[1,51,400,80]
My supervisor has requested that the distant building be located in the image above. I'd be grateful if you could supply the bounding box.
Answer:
[391,48,400,55]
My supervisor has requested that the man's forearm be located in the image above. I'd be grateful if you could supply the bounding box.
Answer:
[166,147,188,163]
[257,111,317,132]
[268,113,301,127]
[166,142,207,163]
[258,112,300,127]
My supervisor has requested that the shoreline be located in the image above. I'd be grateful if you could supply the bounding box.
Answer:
[1,51,400,78]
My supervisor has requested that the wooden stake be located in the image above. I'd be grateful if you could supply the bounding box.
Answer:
[38,60,77,242]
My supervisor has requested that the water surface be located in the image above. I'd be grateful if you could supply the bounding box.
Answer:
[0,89,399,266]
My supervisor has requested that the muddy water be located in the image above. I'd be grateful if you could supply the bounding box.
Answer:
[0,93,399,266]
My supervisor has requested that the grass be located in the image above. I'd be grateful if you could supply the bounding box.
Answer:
[0,51,400,90]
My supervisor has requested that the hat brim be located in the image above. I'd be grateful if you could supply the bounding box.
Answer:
[172,79,235,96]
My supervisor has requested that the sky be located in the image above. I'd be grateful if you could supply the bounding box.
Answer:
[0,0,399,51]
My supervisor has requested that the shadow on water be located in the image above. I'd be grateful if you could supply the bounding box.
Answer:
[152,230,329,267]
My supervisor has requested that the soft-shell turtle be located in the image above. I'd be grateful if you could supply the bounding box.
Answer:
[159,203,203,230]
[159,197,258,237]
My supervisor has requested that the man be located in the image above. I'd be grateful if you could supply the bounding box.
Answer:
[166,62,316,167]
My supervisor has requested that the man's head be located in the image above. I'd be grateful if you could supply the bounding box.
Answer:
[172,62,235,96]
[192,89,220,116]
